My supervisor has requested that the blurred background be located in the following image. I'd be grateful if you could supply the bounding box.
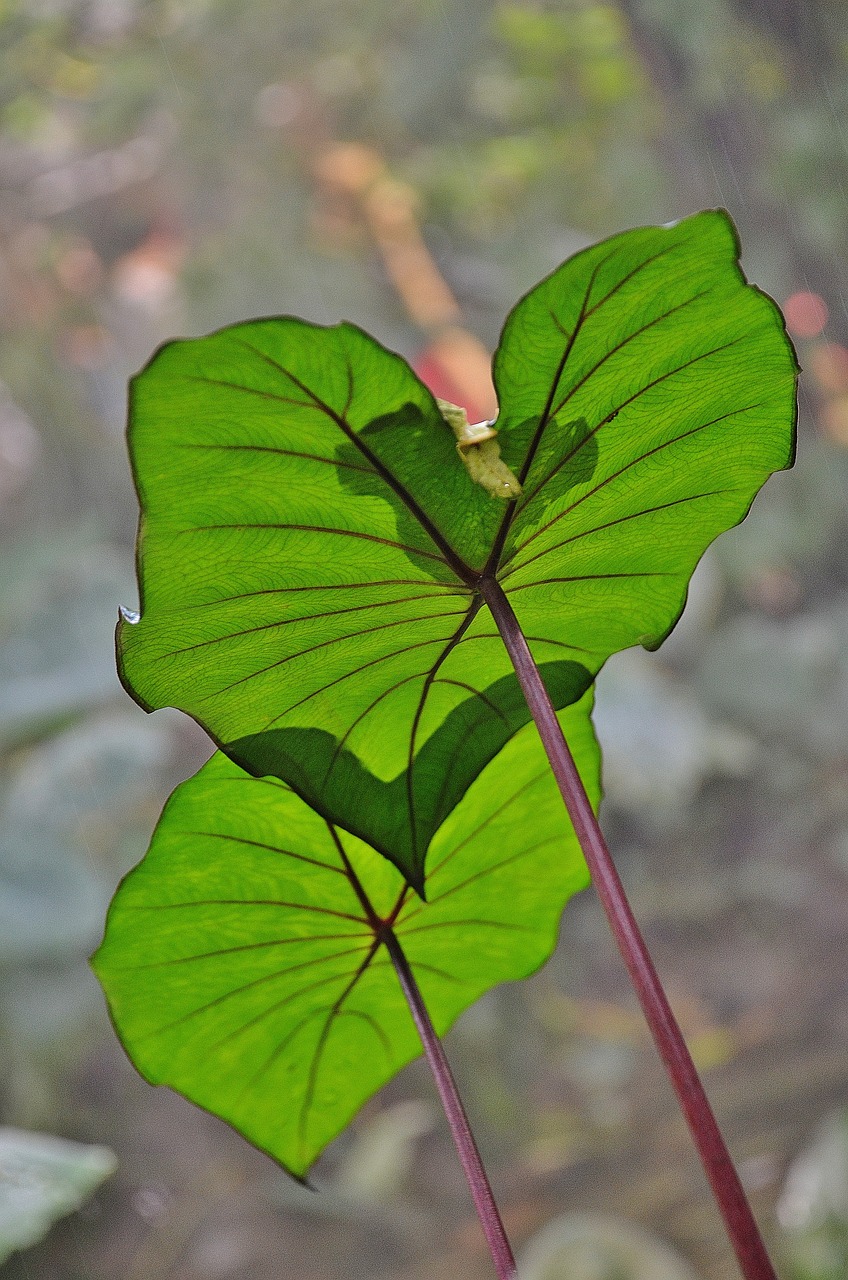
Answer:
[2,0,848,1277]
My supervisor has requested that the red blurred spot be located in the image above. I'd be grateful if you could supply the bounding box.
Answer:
[810,342,848,392]
[819,396,848,446]
[783,290,828,338]
[413,347,491,424]
[56,324,112,370]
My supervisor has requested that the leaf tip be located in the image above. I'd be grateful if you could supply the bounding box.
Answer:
[114,612,157,715]
[408,867,428,900]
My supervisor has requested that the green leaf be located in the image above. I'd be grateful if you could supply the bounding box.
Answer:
[223,658,591,887]
[0,1129,116,1264]
[119,209,796,885]
[489,210,796,653]
[92,693,599,1179]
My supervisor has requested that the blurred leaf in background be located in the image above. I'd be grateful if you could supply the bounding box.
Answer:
[778,1109,848,1280]
[0,534,135,750]
[0,1128,116,1265]
[518,1210,702,1280]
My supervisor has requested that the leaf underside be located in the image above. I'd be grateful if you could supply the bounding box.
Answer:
[92,694,599,1179]
[118,208,797,887]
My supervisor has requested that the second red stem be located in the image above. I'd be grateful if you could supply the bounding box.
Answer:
[383,927,518,1280]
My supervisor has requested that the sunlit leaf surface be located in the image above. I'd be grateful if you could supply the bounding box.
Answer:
[119,210,796,885]
[93,694,598,1178]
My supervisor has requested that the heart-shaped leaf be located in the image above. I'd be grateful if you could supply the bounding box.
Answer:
[488,211,796,652]
[92,693,599,1179]
[119,209,796,886]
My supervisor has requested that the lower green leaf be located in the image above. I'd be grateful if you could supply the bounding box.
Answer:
[92,692,599,1179]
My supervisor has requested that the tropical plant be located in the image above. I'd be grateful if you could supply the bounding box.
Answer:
[93,209,798,1279]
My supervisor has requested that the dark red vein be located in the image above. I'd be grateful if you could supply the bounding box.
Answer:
[582,237,687,322]
[399,918,534,937]
[335,1005,393,1057]
[160,605,464,661]
[217,775,292,792]
[342,353,355,418]
[208,627,459,702]
[405,599,484,860]
[217,966,373,1060]
[189,579,459,608]
[182,831,345,875]
[425,837,560,909]
[508,294,717,524]
[186,373,317,411]
[322,670,430,787]
[231,338,478,585]
[403,960,469,985]
[235,1005,333,1099]
[387,884,411,929]
[545,288,713,437]
[177,441,374,473]
[253,634,456,728]
[297,940,384,1150]
[484,238,689,578]
[455,631,596,655]
[127,898,367,924]
[325,824,386,932]
[516,259,605,487]
[497,491,726,584]
[425,691,526,831]
[430,677,509,725]
[184,520,448,565]
[127,932,370,969]
[406,768,550,898]
[503,571,670,594]
[148,945,373,1038]
[189,590,466,627]
[504,400,760,569]
[237,998,391,1119]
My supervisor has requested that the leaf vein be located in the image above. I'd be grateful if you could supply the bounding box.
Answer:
[504,398,759,567]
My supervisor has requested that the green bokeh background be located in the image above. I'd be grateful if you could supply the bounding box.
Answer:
[2,1,848,1276]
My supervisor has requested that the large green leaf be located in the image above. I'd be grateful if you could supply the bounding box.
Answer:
[119,209,796,886]
[92,694,598,1179]
[488,211,796,651]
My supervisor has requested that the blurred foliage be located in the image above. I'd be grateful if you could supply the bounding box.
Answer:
[778,1109,848,1280]
[1,0,848,1277]
[0,1127,116,1264]
[518,1210,701,1279]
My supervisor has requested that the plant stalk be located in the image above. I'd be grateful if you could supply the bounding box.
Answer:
[479,576,777,1280]
[382,926,518,1280]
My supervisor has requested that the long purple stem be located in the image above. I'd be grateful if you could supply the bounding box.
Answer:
[479,577,777,1280]
[382,927,518,1280]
